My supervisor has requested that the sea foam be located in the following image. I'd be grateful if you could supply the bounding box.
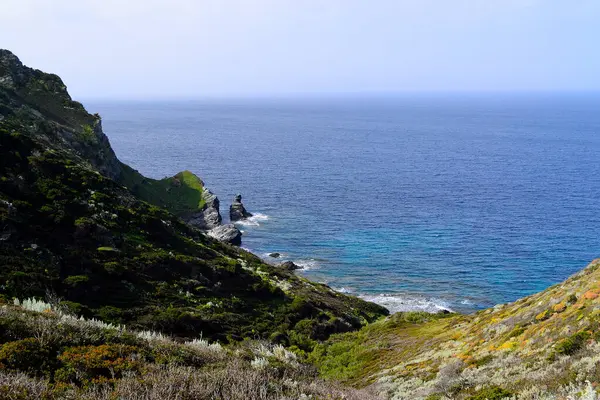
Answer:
[293,259,320,271]
[234,213,270,227]
[359,293,453,314]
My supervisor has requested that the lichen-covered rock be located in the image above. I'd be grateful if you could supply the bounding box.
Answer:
[230,194,253,221]
[207,224,242,246]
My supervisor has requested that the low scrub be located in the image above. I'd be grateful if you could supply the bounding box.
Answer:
[0,302,380,399]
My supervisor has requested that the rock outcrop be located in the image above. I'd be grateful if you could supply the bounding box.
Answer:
[207,224,242,246]
[0,49,246,246]
[186,187,222,230]
[230,194,253,221]
[280,261,300,271]
[186,187,243,245]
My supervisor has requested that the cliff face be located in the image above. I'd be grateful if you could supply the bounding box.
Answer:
[0,49,122,181]
[0,49,387,346]
[0,49,238,243]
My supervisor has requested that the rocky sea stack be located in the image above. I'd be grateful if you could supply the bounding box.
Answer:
[230,193,253,221]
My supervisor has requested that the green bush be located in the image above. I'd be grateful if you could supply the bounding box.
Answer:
[467,386,513,400]
[555,331,591,355]
[63,275,89,287]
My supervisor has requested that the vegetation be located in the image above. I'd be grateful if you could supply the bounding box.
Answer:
[0,122,385,346]
[311,259,600,399]
[119,166,207,216]
[0,300,379,399]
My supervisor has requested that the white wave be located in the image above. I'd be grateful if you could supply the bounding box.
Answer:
[359,293,453,314]
[333,286,351,294]
[460,299,474,306]
[293,259,320,271]
[234,213,270,227]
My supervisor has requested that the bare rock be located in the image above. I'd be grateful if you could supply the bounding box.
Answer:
[230,194,252,222]
[207,224,242,246]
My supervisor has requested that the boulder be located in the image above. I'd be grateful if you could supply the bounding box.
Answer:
[207,224,242,246]
[229,194,252,222]
[269,252,281,258]
[280,261,300,271]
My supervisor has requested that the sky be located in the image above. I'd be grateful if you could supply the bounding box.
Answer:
[1,0,599,99]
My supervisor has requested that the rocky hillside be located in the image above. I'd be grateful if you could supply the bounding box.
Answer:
[311,259,600,399]
[0,49,387,349]
[0,49,240,244]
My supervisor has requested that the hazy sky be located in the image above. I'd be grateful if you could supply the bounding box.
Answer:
[2,0,599,98]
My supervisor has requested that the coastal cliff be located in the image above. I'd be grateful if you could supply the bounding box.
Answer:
[0,49,386,345]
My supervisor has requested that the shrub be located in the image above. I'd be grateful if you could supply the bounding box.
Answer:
[59,301,86,316]
[466,386,513,400]
[56,344,142,384]
[535,310,551,321]
[13,298,52,313]
[0,371,49,400]
[150,341,222,367]
[555,331,591,355]
[0,338,53,376]
[63,275,89,287]
[567,294,578,304]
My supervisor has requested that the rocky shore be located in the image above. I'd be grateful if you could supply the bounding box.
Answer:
[186,192,254,246]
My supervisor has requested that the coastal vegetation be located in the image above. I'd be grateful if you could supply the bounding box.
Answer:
[0,299,378,399]
[310,259,600,399]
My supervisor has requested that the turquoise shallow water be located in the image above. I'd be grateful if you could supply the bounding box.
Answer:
[88,94,600,313]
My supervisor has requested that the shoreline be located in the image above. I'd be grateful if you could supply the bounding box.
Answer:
[235,219,458,315]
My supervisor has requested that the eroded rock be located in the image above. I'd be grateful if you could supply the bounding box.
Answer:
[207,224,242,246]
[230,194,252,221]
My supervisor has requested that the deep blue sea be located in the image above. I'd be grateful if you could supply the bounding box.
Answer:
[88,94,600,313]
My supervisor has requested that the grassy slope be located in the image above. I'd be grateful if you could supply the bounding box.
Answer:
[312,259,600,399]
[1,48,206,218]
[119,166,207,216]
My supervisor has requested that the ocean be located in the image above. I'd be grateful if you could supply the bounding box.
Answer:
[88,93,600,313]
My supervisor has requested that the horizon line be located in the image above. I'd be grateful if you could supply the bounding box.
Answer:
[78,89,600,102]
